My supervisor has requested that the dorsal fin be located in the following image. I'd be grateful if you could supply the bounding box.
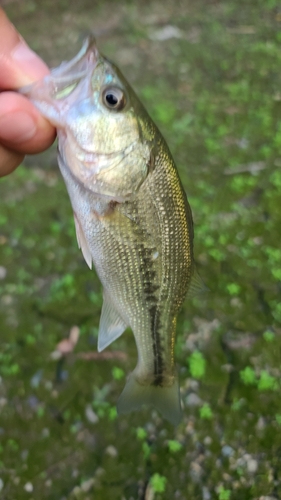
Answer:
[73,213,92,269]
[98,292,127,352]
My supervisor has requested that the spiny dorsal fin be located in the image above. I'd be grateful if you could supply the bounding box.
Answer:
[98,292,127,352]
[73,213,92,269]
[186,267,208,299]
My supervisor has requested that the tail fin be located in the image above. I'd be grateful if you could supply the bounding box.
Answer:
[117,371,182,426]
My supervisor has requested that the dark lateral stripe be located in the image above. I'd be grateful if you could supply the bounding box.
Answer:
[150,306,164,386]
[138,242,164,386]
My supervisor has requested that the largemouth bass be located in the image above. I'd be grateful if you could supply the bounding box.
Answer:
[21,36,200,425]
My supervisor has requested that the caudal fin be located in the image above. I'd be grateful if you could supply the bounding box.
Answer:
[117,371,182,426]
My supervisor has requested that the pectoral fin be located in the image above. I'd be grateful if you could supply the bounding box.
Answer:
[98,292,127,352]
[73,213,92,269]
[186,267,208,298]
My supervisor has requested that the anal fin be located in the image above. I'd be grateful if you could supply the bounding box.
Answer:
[98,292,127,352]
[73,213,92,269]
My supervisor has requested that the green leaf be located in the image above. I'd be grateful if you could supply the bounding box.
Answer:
[167,440,183,453]
[188,350,206,379]
[108,407,117,421]
[37,406,45,418]
[226,283,241,296]
[240,367,257,385]
[257,370,278,391]
[218,486,231,500]
[275,414,281,425]
[200,403,213,420]
[112,367,125,381]
[263,330,275,342]
[136,427,147,440]
[142,442,151,460]
[150,473,167,493]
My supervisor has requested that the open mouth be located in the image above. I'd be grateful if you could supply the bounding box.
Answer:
[18,36,100,127]
[20,35,99,97]
[52,35,99,79]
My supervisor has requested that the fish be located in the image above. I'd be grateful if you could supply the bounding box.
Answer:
[20,36,201,425]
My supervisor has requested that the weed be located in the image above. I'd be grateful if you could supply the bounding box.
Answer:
[218,486,231,500]
[167,440,183,453]
[188,350,206,379]
[150,473,167,494]
[240,367,257,385]
[257,371,278,391]
[200,403,213,420]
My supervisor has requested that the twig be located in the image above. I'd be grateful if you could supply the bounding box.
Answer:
[76,350,127,361]
[224,161,266,175]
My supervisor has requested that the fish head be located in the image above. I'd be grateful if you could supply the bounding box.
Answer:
[20,36,155,200]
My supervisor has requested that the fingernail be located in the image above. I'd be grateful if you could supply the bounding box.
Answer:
[0,111,37,143]
[12,42,49,83]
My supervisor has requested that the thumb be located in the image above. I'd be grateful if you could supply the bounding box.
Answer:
[0,8,49,89]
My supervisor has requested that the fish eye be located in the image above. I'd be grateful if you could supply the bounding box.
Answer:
[102,87,126,111]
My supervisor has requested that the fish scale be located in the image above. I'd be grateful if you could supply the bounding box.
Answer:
[20,36,198,425]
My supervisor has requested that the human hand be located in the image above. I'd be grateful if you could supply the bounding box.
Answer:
[0,9,56,177]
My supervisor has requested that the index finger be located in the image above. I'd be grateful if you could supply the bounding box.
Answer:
[0,8,50,89]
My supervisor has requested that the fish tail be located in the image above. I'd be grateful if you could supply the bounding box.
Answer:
[117,371,182,426]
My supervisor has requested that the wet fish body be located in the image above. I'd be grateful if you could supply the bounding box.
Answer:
[21,37,196,425]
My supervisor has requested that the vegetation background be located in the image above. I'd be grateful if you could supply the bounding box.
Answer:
[0,0,281,498]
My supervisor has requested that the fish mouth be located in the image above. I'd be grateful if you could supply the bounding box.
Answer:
[50,35,99,83]
[19,35,99,104]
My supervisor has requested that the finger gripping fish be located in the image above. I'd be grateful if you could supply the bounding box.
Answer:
[21,36,200,425]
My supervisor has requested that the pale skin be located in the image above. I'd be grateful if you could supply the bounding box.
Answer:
[0,8,56,177]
